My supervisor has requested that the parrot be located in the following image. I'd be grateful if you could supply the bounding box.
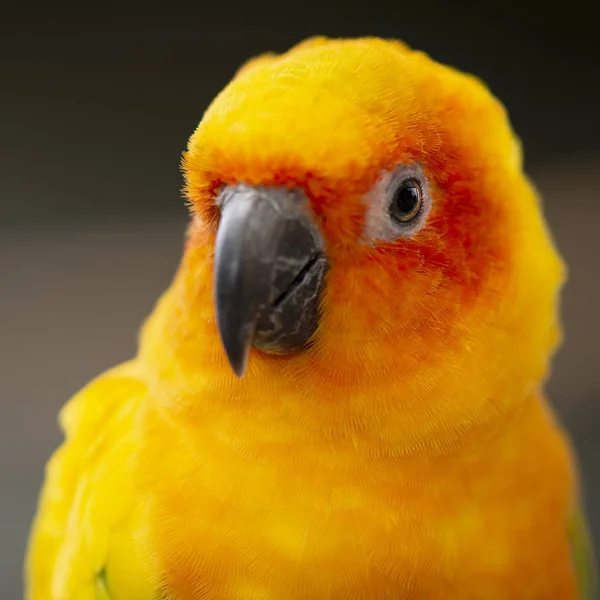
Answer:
[26,36,598,600]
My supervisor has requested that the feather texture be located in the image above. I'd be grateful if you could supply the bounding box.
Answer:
[26,36,597,599]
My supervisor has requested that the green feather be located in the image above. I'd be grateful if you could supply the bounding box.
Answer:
[96,568,112,600]
[568,508,599,600]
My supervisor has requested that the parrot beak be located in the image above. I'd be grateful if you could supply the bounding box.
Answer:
[214,184,329,377]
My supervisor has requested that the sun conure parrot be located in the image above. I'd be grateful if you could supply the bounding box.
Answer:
[26,36,598,600]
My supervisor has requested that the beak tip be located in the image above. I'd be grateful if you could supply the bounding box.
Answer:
[219,339,249,378]
[217,321,251,378]
[231,357,247,378]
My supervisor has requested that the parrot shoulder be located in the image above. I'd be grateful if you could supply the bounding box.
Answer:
[26,361,148,600]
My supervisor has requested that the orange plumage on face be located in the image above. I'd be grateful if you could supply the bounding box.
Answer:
[183,36,551,392]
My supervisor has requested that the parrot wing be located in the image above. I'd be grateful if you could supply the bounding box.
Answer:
[569,506,599,599]
[25,362,149,600]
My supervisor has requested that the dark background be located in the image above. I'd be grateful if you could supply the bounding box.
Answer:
[2,2,599,597]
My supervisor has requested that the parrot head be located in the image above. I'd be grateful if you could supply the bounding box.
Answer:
[172,37,564,448]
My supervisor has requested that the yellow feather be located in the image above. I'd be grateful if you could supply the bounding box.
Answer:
[26,36,595,599]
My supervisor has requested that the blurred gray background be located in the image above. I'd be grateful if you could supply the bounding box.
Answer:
[1,2,599,597]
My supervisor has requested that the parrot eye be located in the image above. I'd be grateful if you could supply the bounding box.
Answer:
[362,164,431,244]
[390,179,423,223]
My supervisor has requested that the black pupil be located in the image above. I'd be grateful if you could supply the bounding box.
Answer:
[395,183,419,215]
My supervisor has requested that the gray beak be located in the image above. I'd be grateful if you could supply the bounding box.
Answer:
[214,184,329,377]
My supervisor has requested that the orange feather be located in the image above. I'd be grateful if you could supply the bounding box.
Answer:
[27,37,591,600]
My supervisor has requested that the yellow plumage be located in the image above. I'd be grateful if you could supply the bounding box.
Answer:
[26,36,597,599]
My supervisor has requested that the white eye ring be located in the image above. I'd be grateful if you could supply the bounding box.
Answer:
[362,164,431,243]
